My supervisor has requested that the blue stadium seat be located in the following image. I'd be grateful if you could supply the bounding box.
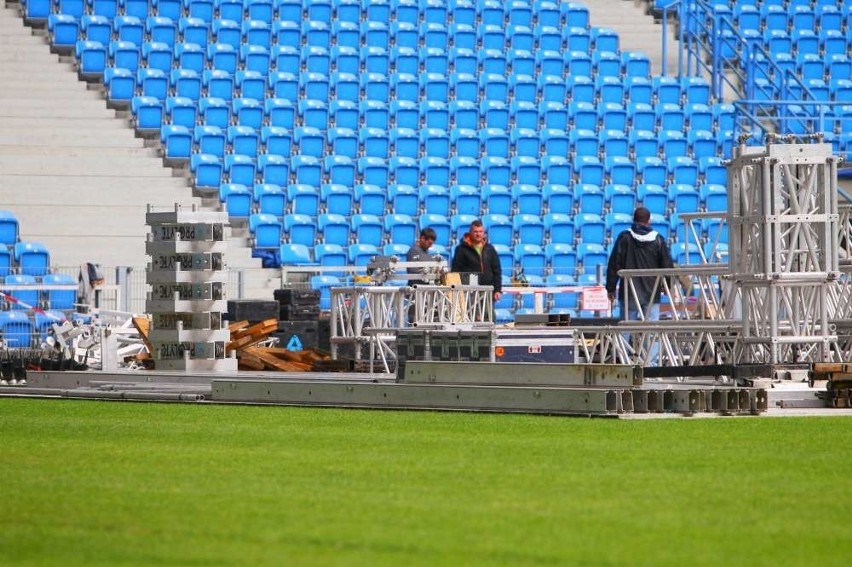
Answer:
[508,182,543,215]
[479,128,510,159]
[450,156,480,187]
[104,67,136,104]
[575,213,606,244]
[323,155,355,187]
[169,69,202,101]
[450,128,480,159]
[418,214,452,247]
[0,310,34,348]
[668,183,701,214]
[160,124,192,160]
[481,184,512,216]
[224,154,256,186]
[257,154,289,186]
[388,155,419,186]
[385,185,417,217]
[350,213,383,247]
[671,242,702,266]
[357,156,388,187]
[318,184,352,217]
[283,213,318,247]
[41,273,77,311]
[75,40,107,79]
[572,183,604,215]
[481,213,513,247]
[700,156,727,186]
[390,72,419,103]
[637,184,668,216]
[514,214,545,245]
[605,156,636,186]
[0,244,12,277]
[285,184,320,216]
[450,185,481,216]
[315,244,347,275]
[668,155,699,186]
[625,76,653,105]
[542,185,573,216]
[352,184,385,216]
[82,14,111,44]
[0,212,18,248]
[280,243,314,266]
[311,274,342,310]
[637,156,667,186]
[418,185,450,216]
[600,129,629,157]
[509,74,537,104]
[545,243,577,275]
[361,100,389,130]
[146,16,177,46]
[605,184,636,215]
[574,156,604,186]
[219,183,252,219]
[252,183,286,217]
[384,214,417,244]
[606,212,633,242]
[228,125,259,156]
[49,14,80,51]
[194,125,226,158]
[660,129,689,159]
[515,243,546,277]
[700,183,727,213]
[509,100,538,130]
[348,243,379,267]
[189,154,223,191]
[249,213,283,249]
[317,213,350,247]
[420,100,450,130]
[3,273,40,312]
[577,242,608,275]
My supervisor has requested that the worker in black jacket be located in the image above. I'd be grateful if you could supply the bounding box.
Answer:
[451,219,502,302]
[606,206,673,322]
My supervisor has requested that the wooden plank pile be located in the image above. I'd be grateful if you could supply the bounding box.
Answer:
[227,319,338,372]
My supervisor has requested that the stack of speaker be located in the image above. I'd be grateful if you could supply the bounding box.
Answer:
[273,288,326,351]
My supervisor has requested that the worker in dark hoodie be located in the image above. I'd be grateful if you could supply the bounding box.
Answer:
[451,219,502,303]
[606,206,674,322]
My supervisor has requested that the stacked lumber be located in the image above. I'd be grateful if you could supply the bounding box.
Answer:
[228,319,335,372]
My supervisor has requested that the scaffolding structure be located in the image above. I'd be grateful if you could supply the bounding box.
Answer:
[583,138,849,372]
[329,284,494,372]
[729,138,840,364]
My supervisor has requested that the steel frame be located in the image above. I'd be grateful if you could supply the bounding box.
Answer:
[329,284,494,371]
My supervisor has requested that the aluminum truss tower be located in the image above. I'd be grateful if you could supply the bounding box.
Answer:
[728,138,841,364]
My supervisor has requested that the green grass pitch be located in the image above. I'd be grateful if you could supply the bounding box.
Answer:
[0,399,850,566]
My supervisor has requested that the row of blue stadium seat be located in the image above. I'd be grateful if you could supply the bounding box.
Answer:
[83,51,687,106]
[150,119,731,162]
[0,211,52,278]
[32,0,593,30]
[1,274,77,311]
[162,143,724,188]
[50,14,619,56]
[217,180,728,220]
[0,310,76,348]
[132,95,732,133]
[242,208,728,255]
[722,1,850,35]
[268,233,725,279]
[174,149,728,190]
[61,25,655,82]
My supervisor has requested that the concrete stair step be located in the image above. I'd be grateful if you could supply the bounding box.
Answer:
[0,177,191,202]
[0,155,177,177]
[0,144,159,158]
[0,130,146,147]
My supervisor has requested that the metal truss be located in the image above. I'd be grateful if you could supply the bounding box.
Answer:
[329,285,494,370]
[594,139,849,369]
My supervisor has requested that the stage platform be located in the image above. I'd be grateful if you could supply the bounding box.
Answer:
[2,361,841,417]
